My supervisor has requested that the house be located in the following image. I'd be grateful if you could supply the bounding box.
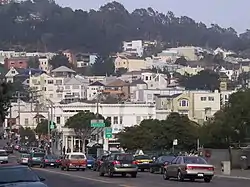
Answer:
[129,79,148,100]
[86,81,105,100]
[51,66,76,78]
[176,65,204,75]
[5,67,22,83]
[39,57,50,73]
[4,57,29,70]
[169,46,202,61]
[103,79,130,99]
[141,72,169,89]
[123,40,144,57]
[114,55,147,72]
[63,50,75,65]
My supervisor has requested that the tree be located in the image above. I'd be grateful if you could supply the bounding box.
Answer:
[65,111,111,152]
[115,68,127,77]
[175,56,187,66]
[49,53,70,69]
[19,127,36,145]
[27,56,39,69]
[118,113,199,151]
[35,119,56,135]
[91,56,115,76]
[0,82,11,127]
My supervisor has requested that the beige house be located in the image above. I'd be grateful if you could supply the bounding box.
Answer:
[176,66,204,75]
[155,90,221,124]
[170,46,201,61]
[114,55,146,72]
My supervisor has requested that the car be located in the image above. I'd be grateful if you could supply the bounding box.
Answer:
[134,155,153,171]
[150,155,175,174]
[163,156,214,183]
[0,149,8,164]
[99,153,138,178]
[18,146,28,153]
[40,155,61,168]
[93,154,109,171]
[28,152,45,167]
[3,146,13,154]
[86,155,95,169]
[17,153,30,165]
[61,152,87,171]
[0,164,47,186]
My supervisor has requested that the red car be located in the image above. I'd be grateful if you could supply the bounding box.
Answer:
[61,153,87,171]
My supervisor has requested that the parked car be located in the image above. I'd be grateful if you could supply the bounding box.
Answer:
[93,154,109,171]
[18,146,28,153]
[86,155,95,169]
[28,152,45,167]
[150,155,175,174]
[40,155,61,168]
[134,155,153,171]
[61,152,87,171]
[99,153,138,178]
[3,146,13,154]
[0,164,47,186]
[0,149,8,164]
[163,156,214,183]
[17,153,30,165]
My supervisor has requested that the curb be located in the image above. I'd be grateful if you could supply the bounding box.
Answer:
[215,174,250,180]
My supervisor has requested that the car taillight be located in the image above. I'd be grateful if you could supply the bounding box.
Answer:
[207,167,214,171]
[112,161,120,165]
[185,166,194,170]
[45,159,49,162]
[132,161,138,165]
[164,161,169,165]
[56,159,60,163]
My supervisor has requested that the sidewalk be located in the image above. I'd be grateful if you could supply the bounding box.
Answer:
[215,169,250,180]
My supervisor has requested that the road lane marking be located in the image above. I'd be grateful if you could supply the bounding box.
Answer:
[34,168,115,184]
[119,185,137,187]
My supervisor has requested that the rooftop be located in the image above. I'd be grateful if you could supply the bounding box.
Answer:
[51,66,75,73]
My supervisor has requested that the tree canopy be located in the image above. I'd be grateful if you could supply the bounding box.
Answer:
[49,53,70,69]
[0,1,249,54]
[19,127,36,144]
[35,119,56,135]
[0,82,12,124]
[118,113,199,151]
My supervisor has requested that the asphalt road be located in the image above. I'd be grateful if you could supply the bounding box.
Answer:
[32,167,250,187]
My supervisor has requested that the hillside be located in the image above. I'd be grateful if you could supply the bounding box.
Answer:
[0,0,249,54]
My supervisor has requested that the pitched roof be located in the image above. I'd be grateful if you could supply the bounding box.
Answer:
[64,77,83,85]
[106,79,128,87]
[89,81,104,86]
[130,79,147,86]
[51,66,75,73]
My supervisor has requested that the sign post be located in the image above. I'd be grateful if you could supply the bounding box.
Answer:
[50,121,55,130]
[172,139,178,154]
[105,127,112,139]
[91,119,105,128]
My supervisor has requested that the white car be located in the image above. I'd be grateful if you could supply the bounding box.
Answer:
[0,149,8,164]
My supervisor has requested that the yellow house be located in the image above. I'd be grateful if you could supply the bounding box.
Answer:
[114,55,146,72]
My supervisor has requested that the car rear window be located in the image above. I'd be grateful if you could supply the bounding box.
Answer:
[0,151,7,156]
[184,157,207,164]
[21,154,29,158]
[71,155,86,159]
[46,155,58,159]
[161,156,175,162]
[135,155,150,160]
[115,154,134,161]
[33,153,45,157]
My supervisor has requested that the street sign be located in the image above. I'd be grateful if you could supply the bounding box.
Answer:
[91,119,105,128]
[173,139,178,146]
[50,121,55,130]
[105,127,112,139]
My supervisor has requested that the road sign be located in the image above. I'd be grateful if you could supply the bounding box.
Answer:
[173,139,178,146]
[50,121,55,130]
[91,119,105,128]
[105,127,112,139]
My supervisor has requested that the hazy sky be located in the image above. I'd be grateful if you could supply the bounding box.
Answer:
[57,0,249,34]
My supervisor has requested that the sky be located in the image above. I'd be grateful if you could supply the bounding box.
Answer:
[57,0,249,34]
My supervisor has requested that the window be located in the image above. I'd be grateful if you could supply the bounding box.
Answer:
[11,71,15,74]
[119,116,123,124]
[136,116,141,124]
[200,97,206,101]
[42,87,46,91]
[145,76,148,81]
[208,96,214,101]
[47,80,53,84]
[65,86,70,90]
[72,85,79,89]
[24,118,28,125]
[179,99,188,107]
[56,117,60,124]
[147,94,152,100]
[113,116,118,124]
[55,80,62,85]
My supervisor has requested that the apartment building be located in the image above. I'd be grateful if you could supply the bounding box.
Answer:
[123,40,144,57]
[4,57,28,70]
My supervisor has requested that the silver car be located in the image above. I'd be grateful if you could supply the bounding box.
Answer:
[163,156,214,183]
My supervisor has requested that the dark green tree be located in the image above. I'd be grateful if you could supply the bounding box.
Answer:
[91,56,115,76]
[49,53,70,69]
[27,56,39,69]
[19,127,36,144]
[35,119,56,135]
[0,82,12,126]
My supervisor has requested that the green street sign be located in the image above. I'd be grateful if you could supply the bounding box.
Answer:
[50,121,55,130]
[91,119,105,128]
[105,127,112,139]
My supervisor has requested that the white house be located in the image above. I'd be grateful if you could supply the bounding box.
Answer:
[5,67,22,83]
[39,57,50,73]
[86,81,105,100]
[123,40,144,57]
[141,72,169,89]
[129,79,148,100]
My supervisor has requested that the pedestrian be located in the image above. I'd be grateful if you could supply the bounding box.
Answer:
[63,146,65,155]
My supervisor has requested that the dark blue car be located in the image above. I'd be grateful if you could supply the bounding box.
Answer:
[86,156,95,169]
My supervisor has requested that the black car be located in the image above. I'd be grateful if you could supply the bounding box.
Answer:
[0,164,47,187]
[149,155,175,174]
[40,155,61,168]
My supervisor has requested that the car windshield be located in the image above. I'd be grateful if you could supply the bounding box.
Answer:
[0,151,7,156]
[87,156,94,160]
[115,154,134,161]
[71,155,85,159]
[33,153,45,157]
[184,157,207,164]
[161,156,175,162]
[135,155,150,160]
[0,167,40,184]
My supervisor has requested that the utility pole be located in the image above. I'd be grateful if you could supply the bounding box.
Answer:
[17,91,21,134]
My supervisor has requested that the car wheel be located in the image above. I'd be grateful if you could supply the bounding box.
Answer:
[190,178,195,182]
[39,164,42,168]
[177,170,184,182]
[149,168,154,173]
[163,170,169,180]
[131,172,137,178]
[82,168,85,171]
[108,168,113,177]
[159,167,163,174]
[61,166,64,170]
[66,166,69,171]
[141,169,144,172]
[99,168,104,176]
[204,177,211,183]
[121,173,126,177]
